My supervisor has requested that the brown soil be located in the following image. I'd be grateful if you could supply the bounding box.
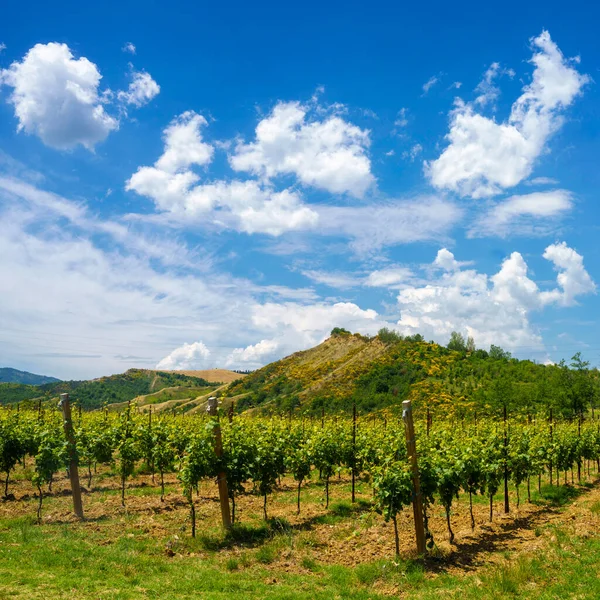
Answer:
[2,465,600,585]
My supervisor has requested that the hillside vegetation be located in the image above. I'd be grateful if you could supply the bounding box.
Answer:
[0,369,215,410]
[0,367,60,385]
[227,328,600,418]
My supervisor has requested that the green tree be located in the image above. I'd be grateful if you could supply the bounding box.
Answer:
[447,331,467,352]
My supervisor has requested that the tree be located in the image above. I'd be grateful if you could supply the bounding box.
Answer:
[447,331,467,352]
[466,336,476,353]
[330,327,351,337]
[377,328,403,344]
[489,345,511,360]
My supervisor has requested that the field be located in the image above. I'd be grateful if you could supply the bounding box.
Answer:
[2,460,600,599]
[3,405,600,598]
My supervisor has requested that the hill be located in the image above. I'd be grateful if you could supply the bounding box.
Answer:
[0,369,216,410]
[0,367,60,385]
[165,369,246,384]
[226,329,600,417]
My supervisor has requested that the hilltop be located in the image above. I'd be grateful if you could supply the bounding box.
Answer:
[226,329,599,417]
[0,369,241,410]
[0,367,60,385]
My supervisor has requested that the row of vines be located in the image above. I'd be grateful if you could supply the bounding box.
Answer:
[1,404,599,555]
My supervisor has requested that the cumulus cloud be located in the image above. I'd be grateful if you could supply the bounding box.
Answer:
[229,101,374,197]
[395,242,595,350]
[433,248,473,271]
[127,111,319,235]
[156,341,211,370]
[122,42,136,55]
[426,31,589,198]
[469,190,573,237]
[226,338,280,367]
[251,301,388,352]
[539,242,596,306]
[0,42,118,149]
[118,70,160,107]
[0,43,6,53]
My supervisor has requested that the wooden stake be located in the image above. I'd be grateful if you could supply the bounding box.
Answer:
[59,393,84,520]
[402,400,426,555]
[207,397,231,530]
[503,404,509,514]
[351,402,356,503]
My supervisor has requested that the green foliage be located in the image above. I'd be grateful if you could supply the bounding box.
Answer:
[330,327,351,336]
[0,369,212,409]
[447,331,467,352]
[377,328,403,344]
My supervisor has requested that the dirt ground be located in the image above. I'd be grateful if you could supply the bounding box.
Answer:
[2,463,600,582]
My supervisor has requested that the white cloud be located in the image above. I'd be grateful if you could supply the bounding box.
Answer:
[539,242,596,306]
[426,31,589,198]
[316,197,462,253]
[117,70,160,107]
[229,101,374,197]
[156,341,211,370]
[365,267,415,288]
[394,108,409,128]
[301,270,360,289]
[422,75,440,94]
[450,81,462,90]
[433,248,473,271]
[0,43,6,53]
[127,111,319,235]
[402,143,423,162]
[526,176,559,186]
[226,338,280,367]
[469,190,573,237]
[395,242,595,350]
[0,175,324,378]
[1,43,119,150]
[122,42,136,55]
[474,62,515,107]
[251,301,388,352]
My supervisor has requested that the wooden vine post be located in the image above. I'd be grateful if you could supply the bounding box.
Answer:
[503,404,509,514]
[351,402,356,503]
[402,400,426,555]
[207,397,232,530]
[59,393,84,520]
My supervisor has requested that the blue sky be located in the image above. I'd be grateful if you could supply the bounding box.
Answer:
[1,0,599,379]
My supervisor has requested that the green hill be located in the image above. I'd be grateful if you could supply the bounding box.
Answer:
[226,329,600,418]
[0,369,214,410]
[0,367,60,385]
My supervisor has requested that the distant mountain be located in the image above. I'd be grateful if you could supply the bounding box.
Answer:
[0,369,217,409]
[0,367,60,385]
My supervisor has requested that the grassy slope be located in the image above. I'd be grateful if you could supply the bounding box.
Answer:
[225,331,582,416]
[0,369,215,409]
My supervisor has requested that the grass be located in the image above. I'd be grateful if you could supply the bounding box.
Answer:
[2,465,600,599]
[1,512,600,599]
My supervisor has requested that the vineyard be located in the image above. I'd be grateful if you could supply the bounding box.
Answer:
[2,401,600,544]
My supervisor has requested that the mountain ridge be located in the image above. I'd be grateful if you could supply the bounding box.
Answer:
[0,367,60,385]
